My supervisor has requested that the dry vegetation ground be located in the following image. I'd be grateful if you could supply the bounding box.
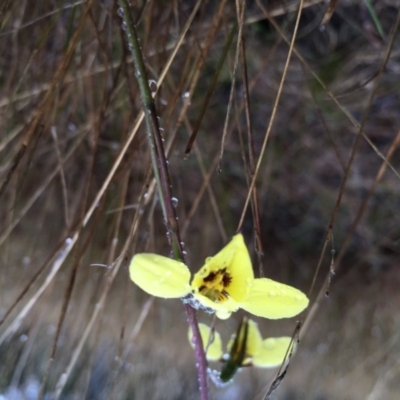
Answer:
[1,1,400,399]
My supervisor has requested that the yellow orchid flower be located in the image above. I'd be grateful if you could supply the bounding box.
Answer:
[188,318,295,383]
[188,323,223,361]
[129,234,309,319]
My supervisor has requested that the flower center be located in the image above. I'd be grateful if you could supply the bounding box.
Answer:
[198,268,232,303]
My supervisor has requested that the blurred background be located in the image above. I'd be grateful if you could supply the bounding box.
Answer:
[1,0,400,399]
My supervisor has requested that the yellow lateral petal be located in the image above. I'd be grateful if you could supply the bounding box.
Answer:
[246,320,264,357]
[253,337,292,368]
[191,234,254,303]
[188,323,223,361]
[239,278,309,319]
[129,253,190,298]
[226,319,263,363]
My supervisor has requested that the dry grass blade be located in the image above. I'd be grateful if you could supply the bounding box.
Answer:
[304,126,400,334]
[184,10,235,158]
[0,134,84,248]
[320,0,340,26]
[259,6,400,181]
[238,34,264,271]
[238,0,306,231]
[218,0,246,172]
[333,130,400,270]
[0,237,75,346]
[0,0,95,199]
[262,323,301,400]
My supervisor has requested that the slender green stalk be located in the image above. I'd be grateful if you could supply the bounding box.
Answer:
[117,1,209,399]
[364,0,385,40]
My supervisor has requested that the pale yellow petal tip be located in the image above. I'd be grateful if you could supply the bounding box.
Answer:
[188,323,223,361]
[129,253,190,298]
[231,233,244,243]
[253,336,293,368]
[296,290,309,310]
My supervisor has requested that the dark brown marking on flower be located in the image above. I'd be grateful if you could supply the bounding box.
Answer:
[203,270,218,283]
[222,273,232,287]
[197,268,232,303]
[202,268,231,287]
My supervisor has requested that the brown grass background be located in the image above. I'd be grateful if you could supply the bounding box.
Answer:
[1,1,400,399]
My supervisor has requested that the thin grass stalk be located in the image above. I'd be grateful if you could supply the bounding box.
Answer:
[238,0,305,232]
[116,1,209,399]
[184,21,237,158]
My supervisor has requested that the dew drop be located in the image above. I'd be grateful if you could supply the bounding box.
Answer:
[22,256,31,265]
[182,91,190,98]
[318,343,328,355]
[171,197,178,208]
[68,122,76,131]
[148,79,158,92]
[182,250,187,256]
[199,266,209,276]
[265,339,276,348]
[117,8,124,17]
[20,334,28,342]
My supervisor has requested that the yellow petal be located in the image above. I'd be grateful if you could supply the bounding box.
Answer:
[129,253,190,298]
[246,320,263,357]
[226,319,262,364]
[191,234,254,303]
[239,278,309,319]
[188,323,223,361]
[215,310,232,320]
[253,337,292,368]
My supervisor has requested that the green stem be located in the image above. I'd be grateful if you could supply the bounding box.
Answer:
[117,2,209,399]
